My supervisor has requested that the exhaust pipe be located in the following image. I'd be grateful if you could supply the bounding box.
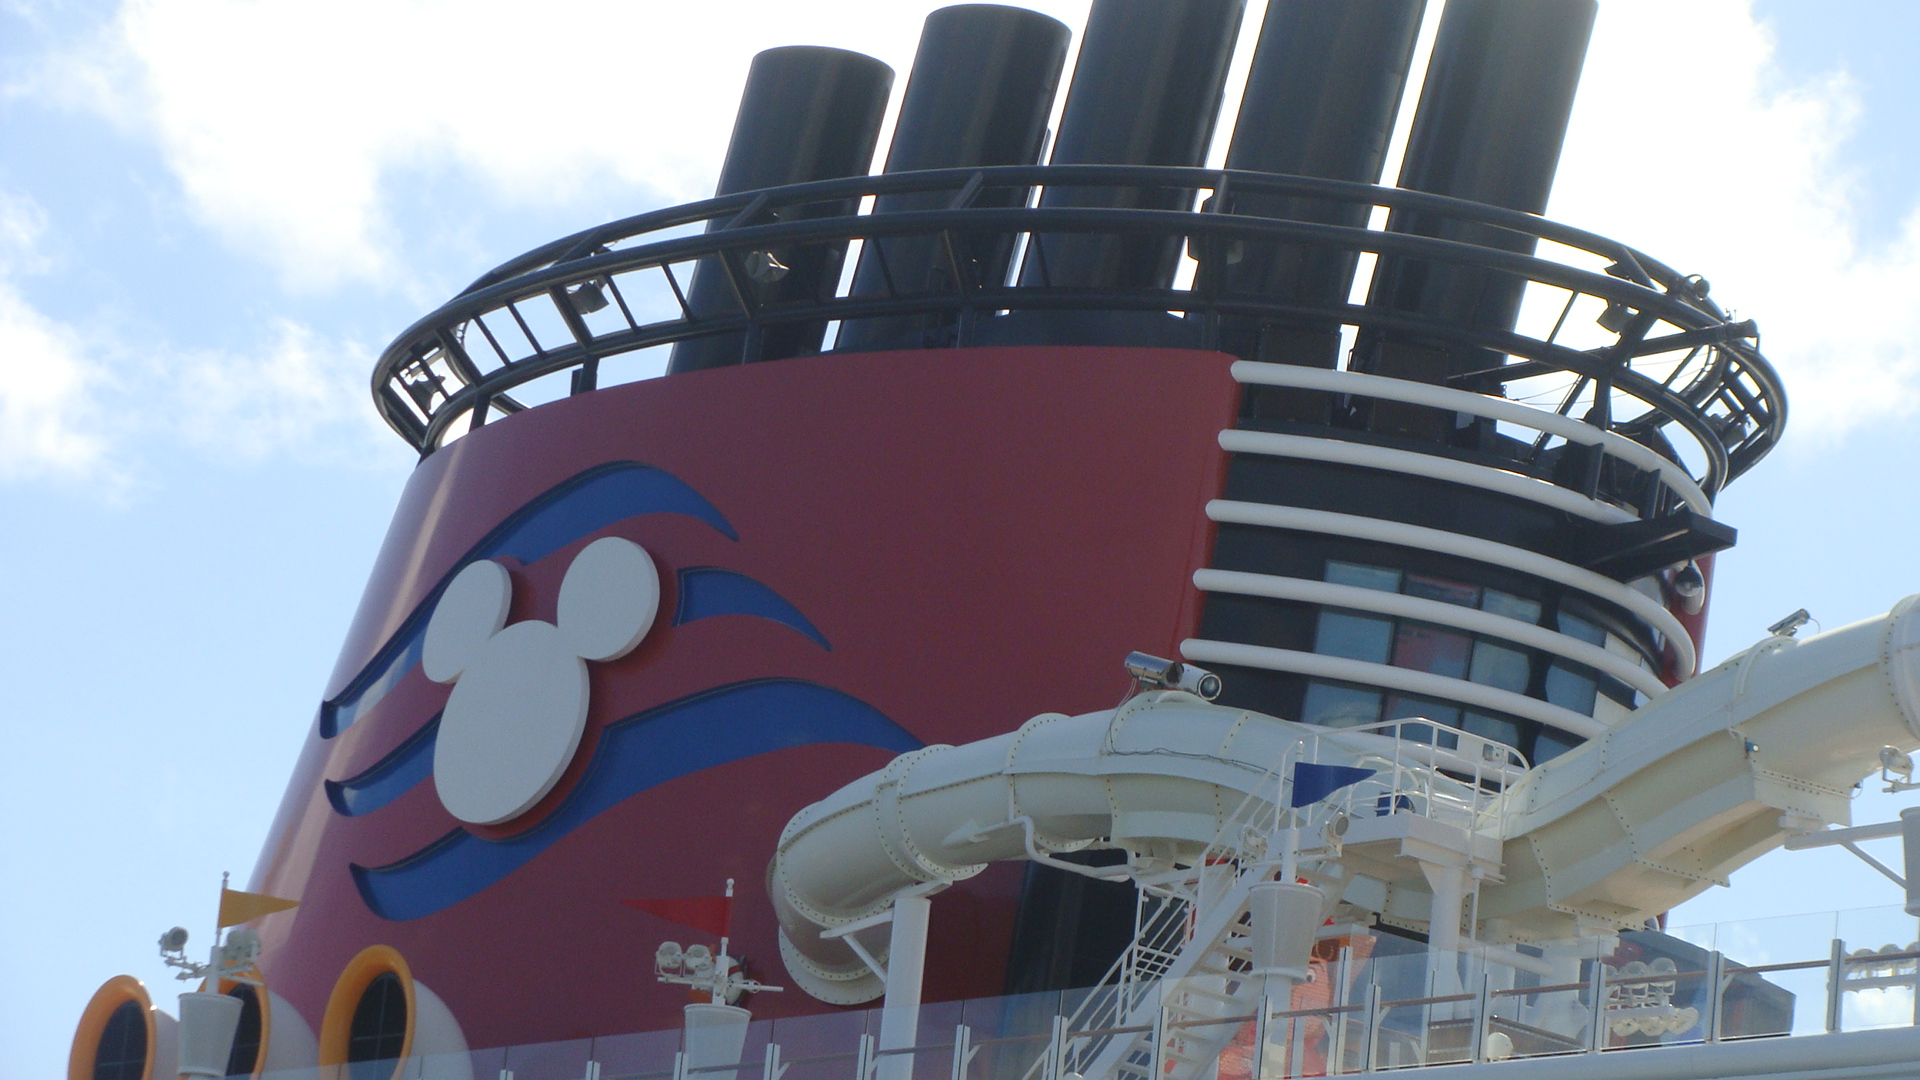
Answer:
[836,4,1070,354]
[1017,0,1245,297]
[1360,0,1597,439]
[667,47,893,375]
[1208,0,1426,382]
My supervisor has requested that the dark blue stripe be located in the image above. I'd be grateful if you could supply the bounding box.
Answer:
[321,462,735,738]
[326,715,441,817]
[674,567,831,650]
[351,680,922,921]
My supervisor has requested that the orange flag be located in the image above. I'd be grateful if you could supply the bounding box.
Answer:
[218,887,299,928]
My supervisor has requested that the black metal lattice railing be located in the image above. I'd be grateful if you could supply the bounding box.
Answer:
[372,164,1784,497]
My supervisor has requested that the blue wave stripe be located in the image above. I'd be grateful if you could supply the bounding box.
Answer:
[351,681,922,920]
[322,463,735,738]
[674,567,831,650]
[326,715,441,817]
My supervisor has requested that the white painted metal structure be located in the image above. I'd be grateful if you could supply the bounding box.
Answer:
[764,594,1920,1080]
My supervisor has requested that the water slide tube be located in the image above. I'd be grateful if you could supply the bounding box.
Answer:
[1482,594,1920,938]
[770,689,1464,1004]
[771,597,1920,1001]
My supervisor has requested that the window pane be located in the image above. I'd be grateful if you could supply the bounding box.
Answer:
[1314,611,1393,663]
[1463,712,1521,750]
[1557,610,1607,646]
[1405,573,1477,607]
[1469,641,1530,693]
[1545,663,1599,713]
[1535,729,1580,762]
[1481,588,1542,624]
[1383,695,1462,744]
[1302,682,1383,728]
[1392,622,1470,679]
[1327,561,1401,592]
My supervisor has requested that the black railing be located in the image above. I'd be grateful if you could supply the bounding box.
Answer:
[372,164,1784,496]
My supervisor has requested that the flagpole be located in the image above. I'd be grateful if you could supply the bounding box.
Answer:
[719,878,734,982]
[211,872,229,989]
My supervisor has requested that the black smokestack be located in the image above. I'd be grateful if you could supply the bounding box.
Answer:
[1360,0,1597,427]
[667,46,893,375]
[836,4,1070,353]
[1209,0,1427,371]
[1018,0,1245,292]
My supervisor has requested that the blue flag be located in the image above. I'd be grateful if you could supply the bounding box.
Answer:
[1290,763,1376,808]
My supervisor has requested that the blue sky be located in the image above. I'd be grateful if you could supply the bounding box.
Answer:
[2,1,1917,1075]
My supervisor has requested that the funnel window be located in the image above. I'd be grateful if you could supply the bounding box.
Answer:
[91,1001,146,1080]
[347,972,408,1077]
[224,985,263,1079]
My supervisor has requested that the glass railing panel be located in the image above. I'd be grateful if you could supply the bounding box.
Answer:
[594,1024,682,1080]
[1835,905,1920,1032]
[968,990,1066,1080]
[765,1006,874,1080]
[1706,910,1838,1038]
[504,1036,595,1080]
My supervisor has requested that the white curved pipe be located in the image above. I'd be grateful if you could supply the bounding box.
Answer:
[1179,638,1609,739]
[770,691,1332,1003]
[1484,594,1920,934]
[1192,568,1666,697]
[1217,429,1638,525]
[773,598,1920,996]
[1228,361,1713,515]
[1207,499,1698,675]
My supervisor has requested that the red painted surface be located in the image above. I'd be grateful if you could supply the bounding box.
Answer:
[247,346,1239,1051]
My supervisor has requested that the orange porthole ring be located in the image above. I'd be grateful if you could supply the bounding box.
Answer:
[69,975,158,1080]
[318,944,416,1077]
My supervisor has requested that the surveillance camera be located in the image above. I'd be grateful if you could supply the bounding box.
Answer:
[1672,561,1706,615]
[1122,652,1222,700]
[1172,664,1222,701]
[159,927,190,953]
[1768,608,1811,637]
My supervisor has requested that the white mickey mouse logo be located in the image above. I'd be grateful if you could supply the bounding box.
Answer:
[421,537,660,826]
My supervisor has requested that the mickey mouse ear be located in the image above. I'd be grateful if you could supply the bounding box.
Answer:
[557,537,660,663]
[423,559,513,683]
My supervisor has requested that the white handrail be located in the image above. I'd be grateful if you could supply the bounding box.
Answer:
[1206,499,1697,676]
[1229,361,1713,516]
[1216,430,1638,526]
[1191,569,1667,698]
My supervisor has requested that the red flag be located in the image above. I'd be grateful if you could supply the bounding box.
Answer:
[623,895,731,937]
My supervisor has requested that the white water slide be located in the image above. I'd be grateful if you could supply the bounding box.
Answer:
[769,594,1920,1074]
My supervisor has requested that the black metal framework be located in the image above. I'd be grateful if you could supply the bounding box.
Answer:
[372,164,1784,502]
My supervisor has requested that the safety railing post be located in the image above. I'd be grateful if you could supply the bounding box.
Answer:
[950,1025,972,1080]
[1150,1005,1170,1080]
[1703,951,1725,1043]
[856,1033,876,1080]
[1826,938,1846,1033]
[766,1041,788,1080]
[1360,985,1381,1074]
[1470,973,1492,1063]
[1252,994,1270,1080]
[1047,1014,1068,1080]
[1586,962,1606,1053]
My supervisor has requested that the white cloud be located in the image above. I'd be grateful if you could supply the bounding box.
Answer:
[0,187,387,484]
[45,1,1089,290]
[0,190,108,482]
[1552,0,1920,443]
[0,281,109,482]
[18,0,1916,458]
